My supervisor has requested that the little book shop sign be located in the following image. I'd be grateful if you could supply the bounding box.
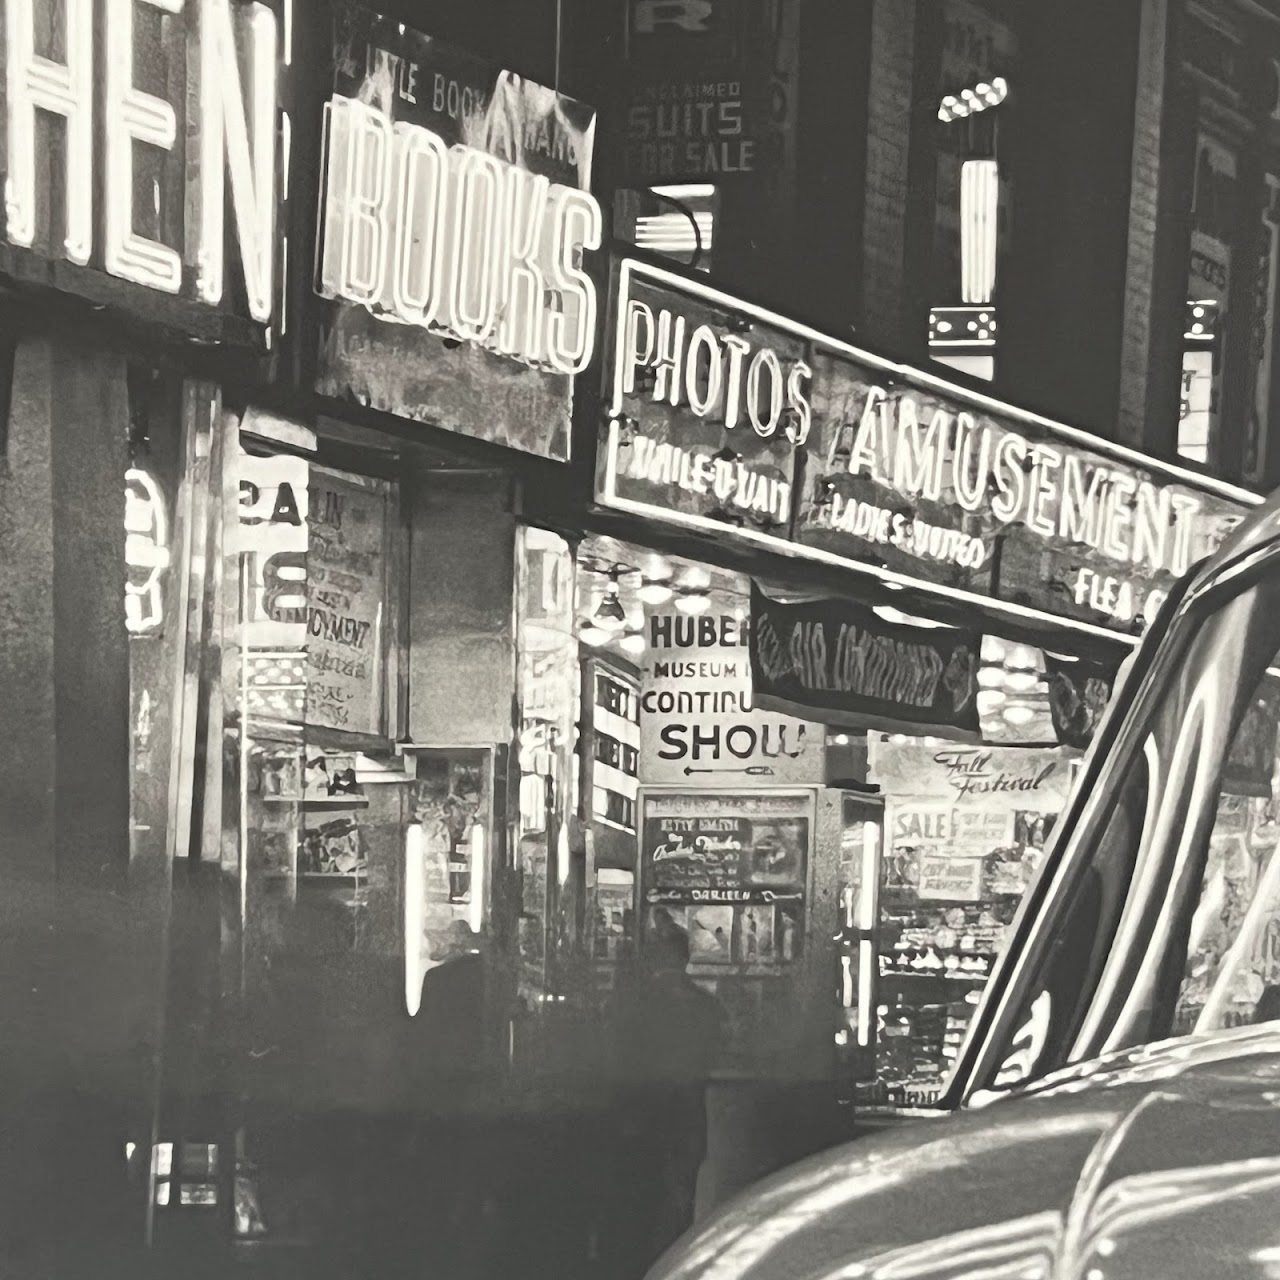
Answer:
[597,258,1254,639]
[313,9,602,460]
[1,0,280,335]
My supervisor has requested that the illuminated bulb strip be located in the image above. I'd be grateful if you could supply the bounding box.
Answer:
[939,76,1008,123]
[105,0,183,294]
[5,0,94,263]
[198,0,279,323]
[960,159,999,307]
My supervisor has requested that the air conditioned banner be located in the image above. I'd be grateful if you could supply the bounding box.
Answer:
[597,257,1254,641]
[314,7,601,460]
[748,583,982,740]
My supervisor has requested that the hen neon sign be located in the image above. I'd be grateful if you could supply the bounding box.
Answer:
[4,0,279,323]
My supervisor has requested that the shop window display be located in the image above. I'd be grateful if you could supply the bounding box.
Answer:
[859,736,1076,1107]
[231,440,412,998]
[573,535,837,1078]
[568,534,1104,1098]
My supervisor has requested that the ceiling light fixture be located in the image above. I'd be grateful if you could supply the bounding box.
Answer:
[1001,704,1037,726]
[675,591,711,616]
[637,578,674,605]
[594,572,628,630]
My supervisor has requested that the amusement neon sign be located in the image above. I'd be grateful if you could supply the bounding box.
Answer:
[317,94,603,375]
[4,0,279,323]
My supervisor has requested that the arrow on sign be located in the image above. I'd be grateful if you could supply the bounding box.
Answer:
[682,764,777,777]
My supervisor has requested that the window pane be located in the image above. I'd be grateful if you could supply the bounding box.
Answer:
[1174,665,1280,1034]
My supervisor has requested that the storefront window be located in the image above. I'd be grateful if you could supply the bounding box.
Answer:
[573,534,836,1076]
[560,531,1117,1102]
[1178,132,1237,466]
[514,527,581,1010]
[862,735,1075,1106]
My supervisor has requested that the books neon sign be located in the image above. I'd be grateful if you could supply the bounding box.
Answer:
[4,0,279,323]
[317,94,603,375]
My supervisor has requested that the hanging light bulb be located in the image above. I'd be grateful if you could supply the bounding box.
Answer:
[675,591,711,616]
[1003,670,1041,694]
[619,631,646,656]
[637,579,674,605]
[594,579,628,631]
[579,622,611,646]
[1001,704,1037,726]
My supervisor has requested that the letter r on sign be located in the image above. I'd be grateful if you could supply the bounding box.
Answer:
[632,0,714,34]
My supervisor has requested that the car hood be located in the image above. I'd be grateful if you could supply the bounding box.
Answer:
[648,1026,1280,1280]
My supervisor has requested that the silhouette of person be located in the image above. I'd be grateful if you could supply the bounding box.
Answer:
[605,927,725,1276]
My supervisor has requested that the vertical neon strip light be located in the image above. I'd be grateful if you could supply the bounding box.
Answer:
[857,820,881,1048]
[404,822,425,1016]
[468,823,485,934]
[960,159,999,306]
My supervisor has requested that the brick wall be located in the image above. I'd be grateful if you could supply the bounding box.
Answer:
[862,0,917,352]
[1117,0,1170,448]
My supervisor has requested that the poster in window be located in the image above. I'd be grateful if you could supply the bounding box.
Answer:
[304,467,390,737]
[641,791,809,906]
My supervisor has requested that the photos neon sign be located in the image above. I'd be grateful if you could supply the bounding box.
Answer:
[317,94,603,375]
[4,0,279,323]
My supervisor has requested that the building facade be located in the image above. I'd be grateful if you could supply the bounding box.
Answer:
[600,0,1280,490]
[3,0,1280,1273]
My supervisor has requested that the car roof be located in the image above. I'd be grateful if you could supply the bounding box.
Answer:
[1185,486,1280,595]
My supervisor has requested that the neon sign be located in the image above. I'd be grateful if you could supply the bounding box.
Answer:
[599,258,1255,643]
[621,299,812,443]
[4,0,280,324]
[125,468,169,634]
[317,93,603,375]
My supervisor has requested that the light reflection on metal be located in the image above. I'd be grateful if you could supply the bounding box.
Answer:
[658,1114,1107,1280]
[993,989,1053,1091]
[1069,734,1164,1058]
[125,467,169,634]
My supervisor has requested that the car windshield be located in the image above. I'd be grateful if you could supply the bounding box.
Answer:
[1172,660,1280,1036]
[973,564,1280,1094]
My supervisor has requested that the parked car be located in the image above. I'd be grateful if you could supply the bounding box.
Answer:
[647,490,1280,1279]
